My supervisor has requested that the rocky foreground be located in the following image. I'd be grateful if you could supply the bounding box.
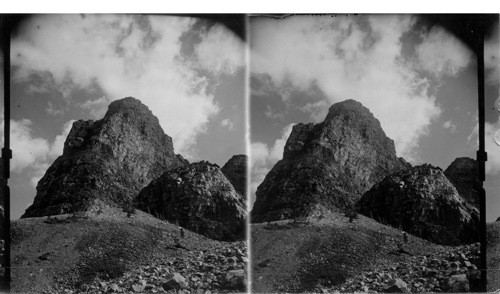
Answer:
[330,243,480,293]
[11,209,247,294]
[252,211,481,294]
[49,242,247,294]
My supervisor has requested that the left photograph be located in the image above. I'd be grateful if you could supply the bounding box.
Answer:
[7,15,247,293]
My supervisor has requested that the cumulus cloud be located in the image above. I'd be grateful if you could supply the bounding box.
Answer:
[416,26,472,78]
[220,118,234,130]
[486,122,500,175]
[468,96,500,175]
[250,123,294,206]
[443,120,457,133]
[485,22,499,85]
[78,96,111,119]
[485,96,500,175]
[299,100,329,122]
[46,101,64,116]
[0,116,74,186]
[195,24,245,75]
[264,105,285,120]
[11,15,243,158]
[251,15,452,162]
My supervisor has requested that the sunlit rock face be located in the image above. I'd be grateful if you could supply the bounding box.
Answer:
[22,97,187,218]
[251,99,410,223]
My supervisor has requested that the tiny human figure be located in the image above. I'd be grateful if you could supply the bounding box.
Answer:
[403,232,408,243]
[180,227,185,239]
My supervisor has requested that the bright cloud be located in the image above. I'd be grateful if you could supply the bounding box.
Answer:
[486,122,500,175]
[250,15,476,162]
[443,120,457,133]
[250,123,294,206]
[78,96,111,119]
[264,105,285,120]
[485,22,500,85]
[195,24,245,75]
[11,15,244,159]
[220,118,234,130]
[416,26,472,78]
[46,101,64,116]
[485,96,500,175]
[0,116,74,186]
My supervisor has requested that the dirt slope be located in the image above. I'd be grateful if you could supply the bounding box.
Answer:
[11,207,247,293]
[252,211,480,293]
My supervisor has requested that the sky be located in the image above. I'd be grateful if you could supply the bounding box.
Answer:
[2,15,246,219]
[249,15,500,221]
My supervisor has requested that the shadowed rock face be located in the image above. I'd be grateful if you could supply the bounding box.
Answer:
[358,164,480,245]
[444,157,479,209]
[135,161,246,241]
[22,97,187,218]
[251,99,410,223]
[221,154,247,202]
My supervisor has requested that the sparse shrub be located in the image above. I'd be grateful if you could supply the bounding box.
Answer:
[44,216,70,224]
[345,209,358,223]
[123,204,136,218]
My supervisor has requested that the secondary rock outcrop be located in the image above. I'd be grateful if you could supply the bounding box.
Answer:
[357,164,479,245]
[444,157,480,209]
[134,161,246,241]
[251,99,409,223]
[221,154,247,202]
[22,97,187,218]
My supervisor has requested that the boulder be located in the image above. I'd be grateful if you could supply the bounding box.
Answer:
[448,274,469,292]
[135,161,246,241]
[358,164,480,245]
[225,269,246,290]
[162,273,188,291]
[383,278,410,293]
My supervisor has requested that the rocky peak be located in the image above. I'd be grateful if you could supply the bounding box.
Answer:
[221,154,247,200]
[22,97,187,218]
[251,99,410,223]
[357,164,479,245]
[134,160,246,241]
[444,157,479,209]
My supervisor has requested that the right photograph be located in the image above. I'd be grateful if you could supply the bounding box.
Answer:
[249,15,497,293]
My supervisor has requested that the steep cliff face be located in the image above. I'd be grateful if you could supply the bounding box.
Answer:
[135,161,246,241]
[251,99,410,223]
[444,157,479,209]
[358,164,479,245]
[22,97,187,218]
[221,154,247,202]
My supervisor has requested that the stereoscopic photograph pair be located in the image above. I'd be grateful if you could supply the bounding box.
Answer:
[0,14,499,293]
